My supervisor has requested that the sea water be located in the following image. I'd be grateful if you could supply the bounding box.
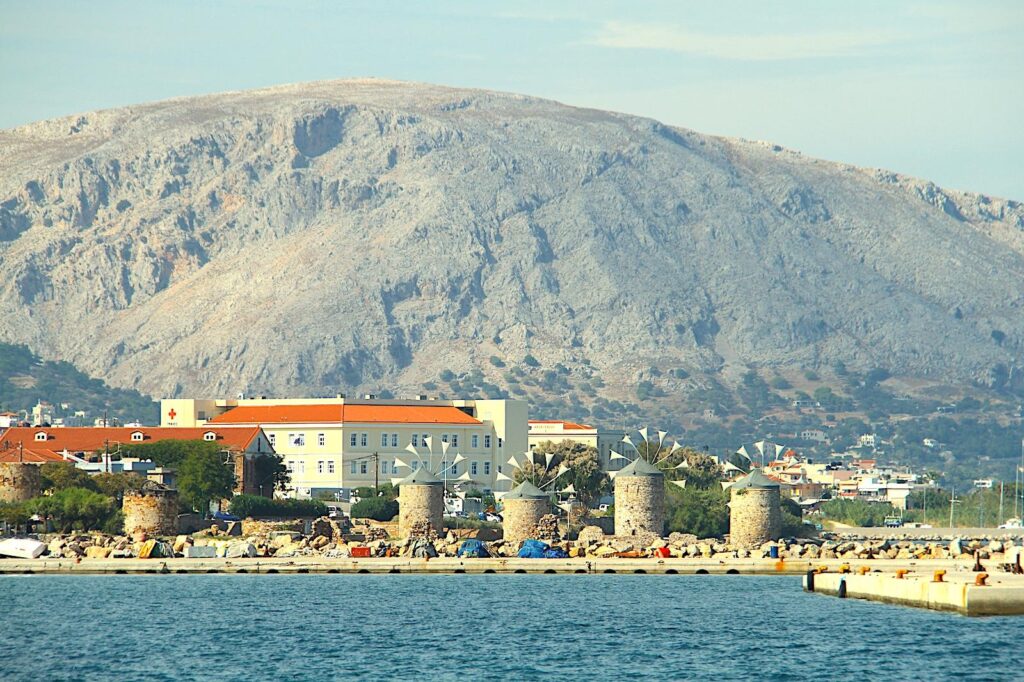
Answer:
[1,574,1021,681]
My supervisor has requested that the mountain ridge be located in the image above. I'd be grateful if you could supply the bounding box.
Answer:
[1,78,1023,409]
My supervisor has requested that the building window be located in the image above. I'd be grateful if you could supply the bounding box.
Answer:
[268,434,276,447]
[360,461,368,474]
[422,433,429,445]
[328,460,335,475]
[318,461,324,474]
[451,463,458,475]
[441,433,449,444]
[350,433,357,447]
[392,461,399,474]
[411,434,419,447]
[381,460,389,474]
[484,461,490,475]
[412,460,420,471]
[298,461,305,475]
[203,431,216,442]
[360,433,368,447]
[131,432,144,442]
[391,433,398,448]
[472,434,479,449]
[484,435,491,448]
[289,433,305,447]
[451,434,459,448]
[286,460,295,472]
[498,438,503,448]
[471,461,478,476]
[318,433,326,447]
[351,460,357,474]
[381,433,388,447]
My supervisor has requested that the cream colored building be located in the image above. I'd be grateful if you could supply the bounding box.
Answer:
[161,396,527,498]
[527,420,625,471]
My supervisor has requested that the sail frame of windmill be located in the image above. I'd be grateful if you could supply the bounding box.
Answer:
[608,426,690,490]
[392,436,474,503]
[500,449,576,529]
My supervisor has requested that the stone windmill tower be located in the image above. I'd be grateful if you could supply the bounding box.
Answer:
[608,428,688,538]
[496,451,569,544]
[392,436,470,538]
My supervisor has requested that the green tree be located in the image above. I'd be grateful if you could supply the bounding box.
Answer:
[517,440,608,511]
[27,487,115,532]
[666,485,728,537]
[39,462,99,493]
[351,497,399,521]
[253,453,289,496]
[92,472,147,501]
[177,450,235,514]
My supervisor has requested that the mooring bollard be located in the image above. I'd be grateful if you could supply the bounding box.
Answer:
[933,570,946,583]
[837,578,847,598]
[975,573,988,586]
[805,569,815,592]
[857,566,870,575]
[895,569,909,579]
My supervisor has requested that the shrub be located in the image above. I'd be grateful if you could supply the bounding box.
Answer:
[350,497,398,521]
[27,487,115,532]
[770,377,792,390]
[489,356,505,368]
[523,354,540,367]
[439,369,455,382]
[804,370,820,381]
[229,495,327,519]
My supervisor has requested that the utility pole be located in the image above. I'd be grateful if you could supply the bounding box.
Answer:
[999,481,1004,527]
[949,487,959,529]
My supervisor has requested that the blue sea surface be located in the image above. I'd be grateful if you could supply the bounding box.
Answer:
[1,574,1021,681]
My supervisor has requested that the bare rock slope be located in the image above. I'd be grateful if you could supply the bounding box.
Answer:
[1,79,1022,400]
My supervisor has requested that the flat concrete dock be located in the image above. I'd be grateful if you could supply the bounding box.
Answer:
[0,556,964,576]
[805,570,1024,616]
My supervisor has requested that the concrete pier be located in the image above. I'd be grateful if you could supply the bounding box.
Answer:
[805,570,1024,616]
[0,556,964,576]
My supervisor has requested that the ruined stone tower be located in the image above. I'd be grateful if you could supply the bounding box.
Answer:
[0,462,41,503]
[123,481,180,538]
[397,468,444,538]
[501,481,549,545]
[614,457,665,537]
[729,470,782,548]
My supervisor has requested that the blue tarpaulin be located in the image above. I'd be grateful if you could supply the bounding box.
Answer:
[456,539,490,558]
[542,547,568,559]
[517,539,549,558]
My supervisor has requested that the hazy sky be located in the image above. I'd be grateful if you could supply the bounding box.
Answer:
[2,1,1021,198]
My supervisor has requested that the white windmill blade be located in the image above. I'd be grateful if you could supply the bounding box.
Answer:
[723,461,743,473]
[452,471,469,481]
[609,450,627,461]
[639,427,649,442]
[621,435,633,445]
[736,445,751,460]
[657,430,667,443]
[555,464,569,477]
[669,442,682,455]
[775,443,786,457]
[441,440,450,455]
[493,491,507,500]
[544,452,554,468]
[675,460,689,469]
[455,491,466,500]
[452,453,466,464]
[561,483,576,494]
[390,478,405,486]
[721,481,734,491]
[507,455,521,468]
[394,457,409,470]
[671,480,687,489]
[557,502,573,512]
[495,471,512,482]
[754,440,766,454]
[424,436,433,451]
[405,443,419,456]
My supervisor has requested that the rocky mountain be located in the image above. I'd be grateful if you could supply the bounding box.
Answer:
[1,79,1023,408]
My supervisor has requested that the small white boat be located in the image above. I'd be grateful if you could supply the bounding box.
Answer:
[0,538,46,559]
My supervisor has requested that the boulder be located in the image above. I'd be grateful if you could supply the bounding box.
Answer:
[577,526,606,545]
[225,542,257,558]
[183,545,218,558]
[84,546,112,559]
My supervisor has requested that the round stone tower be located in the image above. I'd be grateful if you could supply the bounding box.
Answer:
[614,458,665,537]
[502,481,549,545]
[729,470,782,548]
[123,482,179,539]
[397,468,444,538]
[0,462,42,503]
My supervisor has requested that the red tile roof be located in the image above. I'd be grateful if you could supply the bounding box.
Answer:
[210,404,481,425]
[0,427,265,463]
[529,420,594,430]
